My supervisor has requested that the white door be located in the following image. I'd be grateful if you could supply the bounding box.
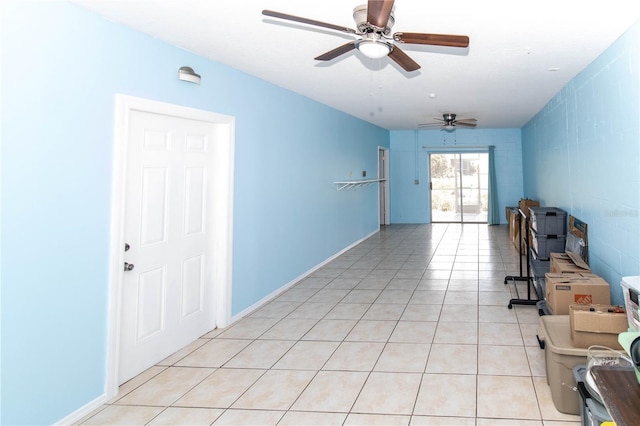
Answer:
[119,110,217,383]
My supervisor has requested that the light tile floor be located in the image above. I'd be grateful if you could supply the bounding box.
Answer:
[79,224,581,425]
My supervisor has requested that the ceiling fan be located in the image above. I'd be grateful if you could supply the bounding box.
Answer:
[262,0,469,72]
[419,113,478,131]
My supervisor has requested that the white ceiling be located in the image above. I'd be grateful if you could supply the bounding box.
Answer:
[71,0,640,130]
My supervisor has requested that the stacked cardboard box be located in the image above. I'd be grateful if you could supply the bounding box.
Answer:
[545,272,611,315]
[569,304,627,349]
[550,252,591,274]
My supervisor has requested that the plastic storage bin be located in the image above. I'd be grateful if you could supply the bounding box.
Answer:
[537,299,550,316]
[620,276,640,332]
[572,365,613,426]
[529,207,568,235]
[530,229,566,260]
[538,315,588,415]
[530,250,551,278]
[530,249,550,300]
[532,275,546,302]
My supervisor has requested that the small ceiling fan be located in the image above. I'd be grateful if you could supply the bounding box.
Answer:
[262,0,469,72]
[419,113,478,131]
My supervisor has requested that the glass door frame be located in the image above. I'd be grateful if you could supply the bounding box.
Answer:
[429,150,488,224]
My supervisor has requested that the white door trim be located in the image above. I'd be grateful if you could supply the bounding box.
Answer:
[105,94,235,398]
[378,147,390,226]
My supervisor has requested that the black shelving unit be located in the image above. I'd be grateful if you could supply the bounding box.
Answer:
[505,208,539,308]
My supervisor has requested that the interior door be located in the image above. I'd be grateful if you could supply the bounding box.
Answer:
[119,110,216,384]
[430,152,488,223]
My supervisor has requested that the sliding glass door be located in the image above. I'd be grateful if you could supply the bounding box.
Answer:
[430,152,488,223]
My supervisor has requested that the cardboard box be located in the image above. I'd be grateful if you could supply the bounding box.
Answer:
[518,198,540,216]
[545,272,611,315]
[507,207,522,252]
[514,199,539,253]
[550,252,591,274]
[506,206,514,222]
[569,304,627,349]
[621,276,640,332]
[566,215,588,263]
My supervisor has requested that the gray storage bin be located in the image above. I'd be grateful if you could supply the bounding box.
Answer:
[572,365,613,426]
[530,252,550,278]
[530,229,566,260]
[530,249,550,301]
[529,206,568,235]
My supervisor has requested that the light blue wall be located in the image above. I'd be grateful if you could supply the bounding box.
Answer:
[0,2,388,424]
[389,129,523,224]
[522,21,640,305]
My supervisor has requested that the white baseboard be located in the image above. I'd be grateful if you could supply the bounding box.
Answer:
[55,393,109,425]
[231,229,379,323]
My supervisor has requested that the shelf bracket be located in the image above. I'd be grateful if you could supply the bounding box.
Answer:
[333,178,386,191]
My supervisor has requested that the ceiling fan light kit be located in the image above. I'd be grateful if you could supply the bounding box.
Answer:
[356,37,392,59]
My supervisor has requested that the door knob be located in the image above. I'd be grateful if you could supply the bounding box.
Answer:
[124,262,135,271]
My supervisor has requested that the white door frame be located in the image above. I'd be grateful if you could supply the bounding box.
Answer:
[104,95,235,398]
[378,147,390,226]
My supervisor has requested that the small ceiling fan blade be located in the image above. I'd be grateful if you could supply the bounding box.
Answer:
[388,46,420,72]
[394,32,469,48]
[418,123,441,128]
[456,122,477,128]
[315,42,357,61]
[262,10,356,34]
[456,118,477,122]
[367,0,395,28]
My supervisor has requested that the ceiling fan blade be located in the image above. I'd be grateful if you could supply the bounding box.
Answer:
[388,46,420,72]
[394,32,469,48]
[262,10,356,34]
[315,42,357,61]
[456,122,477,128]
[456,118,477,122]
[367,0,395,28]
[418,123,441,128]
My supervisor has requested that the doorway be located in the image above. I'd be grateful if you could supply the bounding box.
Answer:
[378,147,390,226]
[106,95,235,396]
[429,152,488,223]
